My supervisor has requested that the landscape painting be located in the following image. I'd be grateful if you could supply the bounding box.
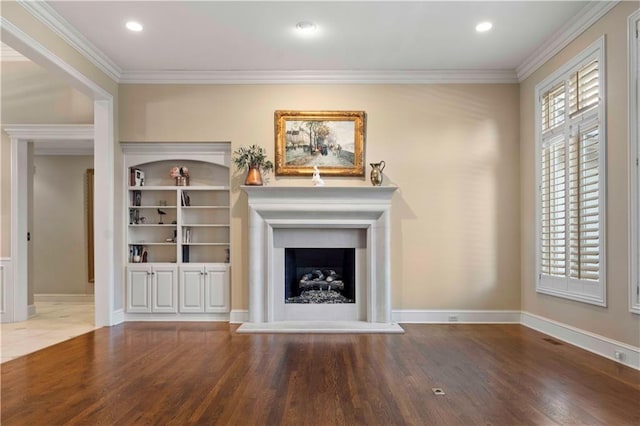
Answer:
[274,110,365,176]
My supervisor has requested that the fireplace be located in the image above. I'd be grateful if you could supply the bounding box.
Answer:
[285,248,356,303]
[238,185,403,333]
[273,229,365,321]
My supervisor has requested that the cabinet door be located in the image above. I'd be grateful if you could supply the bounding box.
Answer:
[204,265,229,313]
[152,265,178,313]
[127,266,151,313]
[180,267,204,313]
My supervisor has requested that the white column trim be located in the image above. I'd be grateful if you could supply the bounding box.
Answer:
[9,137,28,322]
[628,9,640,314]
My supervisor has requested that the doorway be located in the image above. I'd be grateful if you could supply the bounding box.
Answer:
[2,20,116,326]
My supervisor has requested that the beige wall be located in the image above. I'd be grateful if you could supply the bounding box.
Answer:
[33,155,93,295]
[520,2,640,346]
[120,83,522,312]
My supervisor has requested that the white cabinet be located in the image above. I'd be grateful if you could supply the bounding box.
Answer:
[127,265,151,313]
[204,264,230,313]
[127,264,177,313]
[122,143,232,318]
[179,265,205,313]
[179,264,229,313]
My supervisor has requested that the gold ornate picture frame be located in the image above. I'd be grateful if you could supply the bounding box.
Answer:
[275,110,365,176]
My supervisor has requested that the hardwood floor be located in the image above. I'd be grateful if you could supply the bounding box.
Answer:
[2,323,638,425]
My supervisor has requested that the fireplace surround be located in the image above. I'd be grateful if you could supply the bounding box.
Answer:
[238,185,403,333]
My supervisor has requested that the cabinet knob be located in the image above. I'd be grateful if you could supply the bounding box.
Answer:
[151,271,156,275]
[200,271,204,276]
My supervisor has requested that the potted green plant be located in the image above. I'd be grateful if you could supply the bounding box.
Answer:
[232,144,274,186]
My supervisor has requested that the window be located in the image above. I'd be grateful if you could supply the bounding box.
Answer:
[536,37,606,306]
[630,10,640,314]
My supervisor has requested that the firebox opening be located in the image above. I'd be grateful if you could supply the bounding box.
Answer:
[285,248,355,304]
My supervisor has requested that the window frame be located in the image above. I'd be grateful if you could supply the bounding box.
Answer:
[535,36,607,306]
[629,10,640,315]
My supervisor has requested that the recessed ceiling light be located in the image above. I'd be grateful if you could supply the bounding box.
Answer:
[126,21,143,32]
[475,22,493,33]
[296,21,317,35]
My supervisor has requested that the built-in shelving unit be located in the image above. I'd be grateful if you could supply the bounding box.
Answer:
[122,142,231,318]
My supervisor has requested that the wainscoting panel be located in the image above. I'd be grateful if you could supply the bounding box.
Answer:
[0,258,12,322]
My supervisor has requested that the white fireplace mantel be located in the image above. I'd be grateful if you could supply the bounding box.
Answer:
[238,185,403,333]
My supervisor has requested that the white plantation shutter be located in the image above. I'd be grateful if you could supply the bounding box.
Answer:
[536,38,605,306]
[541,136,566,277]
[568,126,600,281]
[569,59,599,116]
[542,83,566,133]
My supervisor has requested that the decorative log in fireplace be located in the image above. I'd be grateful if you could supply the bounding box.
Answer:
[299,269,344,291]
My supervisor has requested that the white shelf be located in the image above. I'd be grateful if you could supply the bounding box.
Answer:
[180,186,230,191]
[126,156,230,265]
[130,206,177,209]
[128,186,179,190]
[184,243,230,246]
[129,224,176,227]
[182,206,229,209]
[129,185,230,190]
[182,224,230,227]
[129,242,176,246]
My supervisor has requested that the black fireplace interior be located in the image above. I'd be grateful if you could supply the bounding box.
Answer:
[285,248,355,303]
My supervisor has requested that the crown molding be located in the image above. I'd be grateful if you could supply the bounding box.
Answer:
[15,0,611,85]
[3,124,94,141]
[516,1,619,82]
[13,0,517,85]
[120,69,518,85]
[17,0,121,82]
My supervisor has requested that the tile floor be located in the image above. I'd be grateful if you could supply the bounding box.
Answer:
[1,302,97,363]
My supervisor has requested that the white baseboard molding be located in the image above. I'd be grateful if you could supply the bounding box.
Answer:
[34,293,94,303]
[230,309,249,324]
[393,309,521,324]
[521,312,640,370]
[28,304,36,317]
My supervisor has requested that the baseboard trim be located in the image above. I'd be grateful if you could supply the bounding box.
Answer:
[27,304,36,317]
[392,309,521,324]
[230,309,249,324]
[521,312,640,371]
[34,293,94,303]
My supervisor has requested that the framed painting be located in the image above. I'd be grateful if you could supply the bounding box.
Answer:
[275,110,365,176]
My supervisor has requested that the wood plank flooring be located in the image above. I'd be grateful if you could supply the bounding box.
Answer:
[2,323,639,425]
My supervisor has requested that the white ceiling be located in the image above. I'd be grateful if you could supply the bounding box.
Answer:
[40,0,597,83]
